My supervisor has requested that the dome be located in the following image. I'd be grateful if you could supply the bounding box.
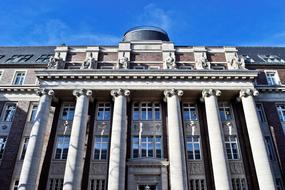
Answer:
[122,26,170,42]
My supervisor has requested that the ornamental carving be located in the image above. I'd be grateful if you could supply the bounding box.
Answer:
[90,163,108,175]
[229,53,245,70]
[195,53,209,70]
[117,52,129,69]
[36,88,54,97]
[110,89,130,97]
[165,53,176,69]
[201,89,221,98]
[229,162,244,174]
[164,89,183,98]
[81,53,96,69]
[239,89,259,98]
[47,54,64,69]
[73,89,93,97]
[188,162,204,174]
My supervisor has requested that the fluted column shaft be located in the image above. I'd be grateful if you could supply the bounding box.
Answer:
[239,89,275,189]
[202,89,231,190]
[63,89,92,190]
[18,89,54,190]
[164,89,188,190]
[107,89,130,190]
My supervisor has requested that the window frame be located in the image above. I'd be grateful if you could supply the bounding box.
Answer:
[264,70,280,86]
[19,137,29,160]
[219,103,232,121]
[186,135,202,160]
[54,136,70,160]
[255,103,267,123]
[12,70,26,85]
[131,135,162,159]
[1,102,17,122]
[224,135,240,160]
[27,103,38,122]
[182,103,198,121]
[132,102,161,121]
[96,103,111,121]
[93,136,109,160]
[276,104,285,122]
[0,136,7,159]
[60,103,75,121]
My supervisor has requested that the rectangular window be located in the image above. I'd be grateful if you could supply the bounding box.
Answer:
[132,102,161,121]
[6,55,33,63]
[94,136,109,160]
[2,103,16,122]
[256,104,266,123]
[36,54,53,63]
[189,179,206,190]
[13,180,19,190]
[20,137,29,160]
[90,179,106,190]
[265,71,280,86]
[132,136,162,158]
[55,136,70,160]
[97,103,111,121]
[183,104,198,121]
[225,135,239,160]
[231,178,247,190]
[29,104,38,122]
[186,136,201,160]
[259,55,285,63]
[62,104,75,121]
[265,136,275,161]
[48,178,63,190]
[219,103,232,121]
[13,71,26,85]
[276,104,285,122]
[0,137,7,159]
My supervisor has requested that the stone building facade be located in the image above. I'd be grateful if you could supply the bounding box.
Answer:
[0,27,284,190]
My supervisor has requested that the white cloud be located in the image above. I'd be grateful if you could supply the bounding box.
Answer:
[137,3,172,31]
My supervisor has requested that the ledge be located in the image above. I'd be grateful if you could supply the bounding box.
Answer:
[0,85,39,92]
[256,85,285,92]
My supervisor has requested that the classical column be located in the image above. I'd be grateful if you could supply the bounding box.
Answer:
[202,89,231,190]
[239,89,275,189]
[108,89,130,190]
[63,89,92,190]
[18,89,54,190]
[164,89,188,190]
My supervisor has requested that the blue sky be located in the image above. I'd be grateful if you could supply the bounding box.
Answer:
[0,0,285,46]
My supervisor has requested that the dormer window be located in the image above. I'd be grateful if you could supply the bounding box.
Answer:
[265,71,280,86]
[6,55,33,63]
[242,55,255,63]
[258,55,285,63]
[36,54,53,63]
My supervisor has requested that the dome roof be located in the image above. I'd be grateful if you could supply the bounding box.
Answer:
[122,26,170,42]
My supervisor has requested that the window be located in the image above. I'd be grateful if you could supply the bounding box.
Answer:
[36,54,53,63]
[13,71,26,85]
[2,103,16,122]
[94,136,109,160]
[6,55,33,63]
[132,136,162,158]
[55,136,70,160]
[264,136,275,161]
[133,66,146,70]
[13,180,19,190]
[259,55,285,63]
[276,104,285,122]
[100,66,113,70]
[265,71,280,85]
[0,137,7,159]
[276,178,283,190]
[48,178,63,190]
[20,137,29,160]
[90,179,106,190]
[189,179,206,190]
[133,102,161,121]
[29,104,38,122]
[211,63,226,70]
[183,104,198,121]
[256,104,266,123]
[97,103,111,121]
[219,103,232,121]
[225,135,239,160]
[0,55,5,60]
[242,55,255,63]
[231,178,247,190]
[186,136,201,160]
[62,104,75,121]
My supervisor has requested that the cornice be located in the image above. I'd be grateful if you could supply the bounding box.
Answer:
[35,70,258,81]
[256,85,285,92]
[0,85,39,92]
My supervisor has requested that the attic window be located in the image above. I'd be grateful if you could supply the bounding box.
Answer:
[258,55,285,63]
[0,55,4,60]
[5,55,33,63]
[36,54,53,63]
[242,55,255,63]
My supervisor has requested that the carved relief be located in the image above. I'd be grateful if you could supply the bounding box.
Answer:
[50,163,66,175]
[117,52,129,69]
[188,162,205,175]
[195,53,209,70]
[47,53,64,69]
[165,53,176,69]
[229,162,244,174]
[228,53,246,70]
[90,163,108,175]
[81,53,96,69]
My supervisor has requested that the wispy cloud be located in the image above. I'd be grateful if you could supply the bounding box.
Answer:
[136,3,173,31]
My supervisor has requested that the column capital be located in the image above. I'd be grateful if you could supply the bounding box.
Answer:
[110,89,130,97]
[164,89,183,98]
[36,88,54,97]
[202,89,221,98]
[73,89,92,97]
[239,89,259,98]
